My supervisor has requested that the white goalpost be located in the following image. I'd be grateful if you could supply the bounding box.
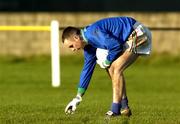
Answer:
[0,20,61,87]
[50,21,60,87]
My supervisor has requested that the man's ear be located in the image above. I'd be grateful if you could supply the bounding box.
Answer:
[73,34,80,41]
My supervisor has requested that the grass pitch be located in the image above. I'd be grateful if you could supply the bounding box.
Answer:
[0,55,180,124]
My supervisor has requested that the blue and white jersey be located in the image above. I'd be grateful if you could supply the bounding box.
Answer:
[78,16,136,92]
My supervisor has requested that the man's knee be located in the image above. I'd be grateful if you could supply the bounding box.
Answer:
[111,62,124,75]
[111,51,138,75]
[108,66,114,78]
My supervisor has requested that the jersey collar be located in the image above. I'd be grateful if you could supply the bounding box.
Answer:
[80,28,88,43]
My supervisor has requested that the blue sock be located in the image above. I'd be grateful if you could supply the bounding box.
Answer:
[121,97,129,109]
[111,103,121,115]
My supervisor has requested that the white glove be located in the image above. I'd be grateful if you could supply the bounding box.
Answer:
[65,95,82,114]
[96,60,110,69]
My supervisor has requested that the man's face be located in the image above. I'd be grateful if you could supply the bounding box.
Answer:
[63,34,85,52]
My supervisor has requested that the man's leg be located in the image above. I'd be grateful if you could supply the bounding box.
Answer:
[106,69,130,116]
[106,70,128,108]
[107,51,138,116]
[120,76,132,116]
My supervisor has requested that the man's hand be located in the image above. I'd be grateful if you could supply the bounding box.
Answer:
[65,95,82,114]
[97,60,111,69]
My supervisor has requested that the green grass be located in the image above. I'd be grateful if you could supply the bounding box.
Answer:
[0,55,180,124]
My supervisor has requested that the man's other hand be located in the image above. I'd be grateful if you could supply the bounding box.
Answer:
[65,95,82,114]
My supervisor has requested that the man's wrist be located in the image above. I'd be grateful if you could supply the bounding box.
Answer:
[102,59,111,68]
[75,94,82,101]
[104,59,111,66]
[77,87,86,96]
